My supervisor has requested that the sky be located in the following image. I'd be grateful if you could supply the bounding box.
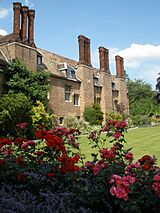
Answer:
[1,0,160,89]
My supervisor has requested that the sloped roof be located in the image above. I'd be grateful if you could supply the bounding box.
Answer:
[0,33,20,45]
[38,48,78,78]
[0,49,9,64]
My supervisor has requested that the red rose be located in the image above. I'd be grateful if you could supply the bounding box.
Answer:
[143,163,151,170]
[113,131,122,139]
[17,173,26,182]
[125,152,134,161]
[47,173,55,177]
[0,159,5,166]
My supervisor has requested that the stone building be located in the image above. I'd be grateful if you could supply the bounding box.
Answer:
[0,2,129,123]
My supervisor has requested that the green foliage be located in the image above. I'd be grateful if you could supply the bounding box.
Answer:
[127,79,158,115]
[1,121,160,212]
[83,103,103,125]
[31,101,55,130]
[106,112,127,122]
[127,79,160,126]
[0,93,32,137]
[63,114,90,134]
[4,59,50,105]
[0,59,52,137]
[130,115,151,127]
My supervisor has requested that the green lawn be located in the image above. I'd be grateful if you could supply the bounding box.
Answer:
[78,126,160,165]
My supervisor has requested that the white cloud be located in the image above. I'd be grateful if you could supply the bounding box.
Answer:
[0,8,9,19]
[24,0,29,5]
[0,29,7,36]
[112,43,160,68]
[90,43,160,89]
[141,65,160,87]
[91,49,99,68]
[24,0,34,7]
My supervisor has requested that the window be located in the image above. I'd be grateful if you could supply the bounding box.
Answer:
[37,54,42,65]
[74,94,79,105]
[65,85,71,101]
[94,97,101,104]
[96,98,101,104]
[59,117,64,125]
[58,63,76,80]
[93,77,98,86]
[112,82,116,90]
[66,69,75,79]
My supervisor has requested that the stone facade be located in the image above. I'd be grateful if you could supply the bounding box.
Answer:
[0,2,129,123]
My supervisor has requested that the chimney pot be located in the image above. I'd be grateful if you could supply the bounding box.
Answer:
[21,6,28,43]
[13,2,21,37]
[99,46,109,72]
[28,9,35,47]
[78,35,91,66]
[115,55,124,78]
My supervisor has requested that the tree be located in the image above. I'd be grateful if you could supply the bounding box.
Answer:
[127,79,158,115]
[155,73,160,103]
[83,103,103,125]
[127,79,160,126]
[0,59,53,137]
[4,59,50,105]
[0,93,32,137]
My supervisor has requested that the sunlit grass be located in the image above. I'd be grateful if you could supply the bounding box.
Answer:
[78,126,160,165]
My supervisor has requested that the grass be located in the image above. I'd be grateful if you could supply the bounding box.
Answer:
[78,126,160,165]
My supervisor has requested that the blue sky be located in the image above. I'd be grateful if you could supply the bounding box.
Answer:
[1,0,160,89]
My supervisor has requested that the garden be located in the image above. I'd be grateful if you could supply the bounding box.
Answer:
[1,120,160,212]
[1,60,160,212]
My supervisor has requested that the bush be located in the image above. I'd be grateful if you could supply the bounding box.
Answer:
[131,114,151,127]
[31,100,55,130]
[63,114,90,134]
[106,112,127,122]
[83,103,103,125]
[1,121,160,212]
[0,93,33,137]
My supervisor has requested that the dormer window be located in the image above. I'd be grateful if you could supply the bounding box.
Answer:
[112,82,116,90]
[37,54,42,65]
[66,69,75,79]
[93,76,99,86]
[58,62,76,79]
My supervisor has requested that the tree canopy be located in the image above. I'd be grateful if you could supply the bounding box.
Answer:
[127,79,160,116]
[4,59,50,105]
[0,59,52,137]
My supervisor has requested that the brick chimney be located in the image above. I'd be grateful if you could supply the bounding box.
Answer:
[78,35,91,66]
[21,6,28,43]
[28,9,35,47]
[13,2,21,38]
[99,46,110,73]
[115,55,124,78]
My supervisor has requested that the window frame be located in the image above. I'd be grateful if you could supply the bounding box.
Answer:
[65,85,71,102]
[73,94,80,106]
[37,54,42,65]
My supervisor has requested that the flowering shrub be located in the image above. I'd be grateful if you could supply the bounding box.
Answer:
[0,119,160,212]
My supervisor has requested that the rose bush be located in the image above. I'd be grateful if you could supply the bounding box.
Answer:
[0,120,160,212]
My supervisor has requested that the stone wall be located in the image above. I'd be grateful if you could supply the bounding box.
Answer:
[49,76,81,118]
[0,42,37,71]
[76,64,95,116]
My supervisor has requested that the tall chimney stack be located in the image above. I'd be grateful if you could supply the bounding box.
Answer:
[115,55,124,78]
[99,47,110,73]
[13,2,21,38]
[28,9,35,47]
[78,35,91,66]
[21,6,28,43]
